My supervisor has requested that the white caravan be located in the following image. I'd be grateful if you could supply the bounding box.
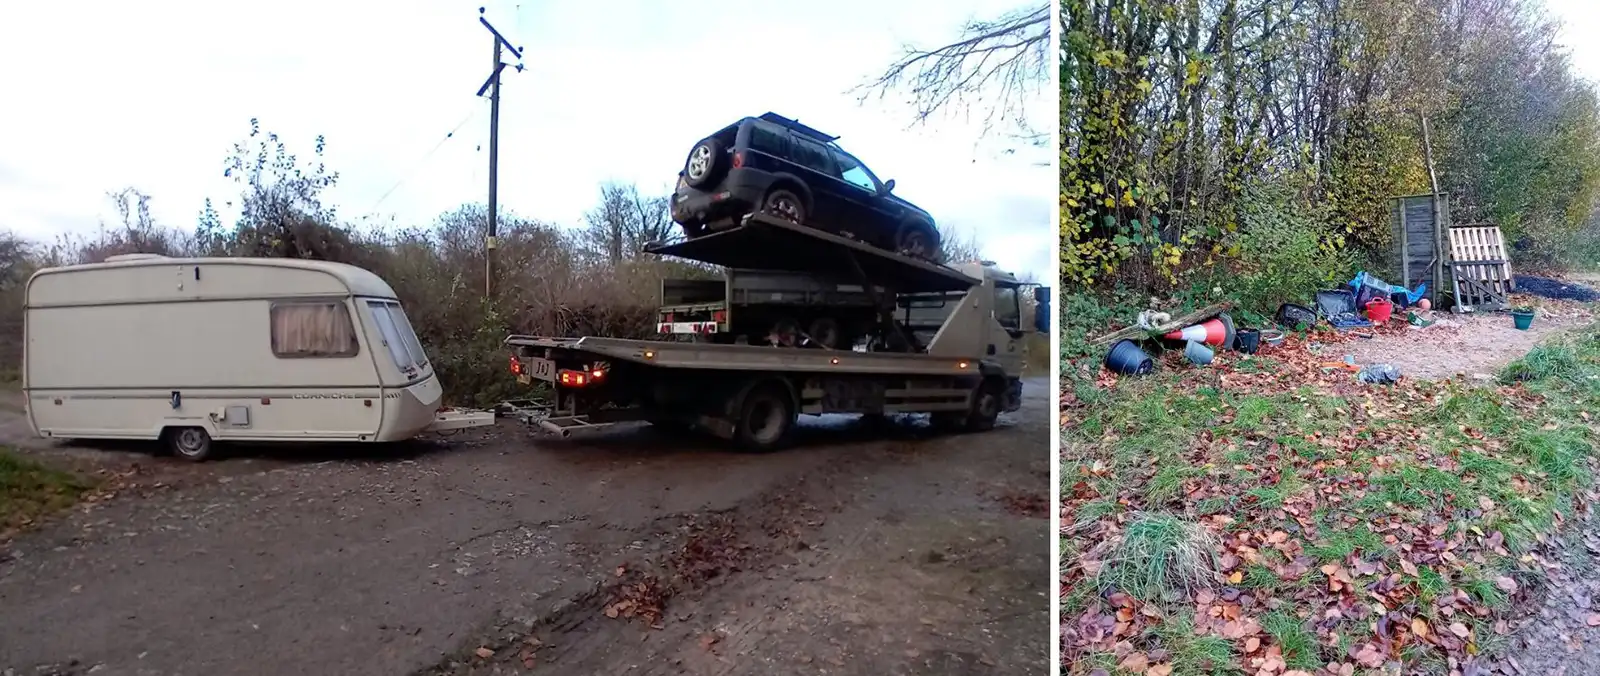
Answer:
[23,254,491,460]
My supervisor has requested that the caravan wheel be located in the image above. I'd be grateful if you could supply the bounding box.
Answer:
[166,427,214,462]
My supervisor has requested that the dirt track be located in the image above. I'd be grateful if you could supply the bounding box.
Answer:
[0,379,1050,676]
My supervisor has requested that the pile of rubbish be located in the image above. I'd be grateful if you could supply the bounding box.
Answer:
[1098,271,1427,384]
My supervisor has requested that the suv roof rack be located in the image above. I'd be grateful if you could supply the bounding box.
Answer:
[758,112,839,143]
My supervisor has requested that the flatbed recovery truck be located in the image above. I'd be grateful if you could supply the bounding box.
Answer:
[503,213,1049,451]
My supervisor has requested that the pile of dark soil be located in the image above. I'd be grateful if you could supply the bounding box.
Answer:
[1515,275,1600,302]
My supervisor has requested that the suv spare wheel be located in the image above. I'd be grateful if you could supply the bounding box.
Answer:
[684,138,728,189]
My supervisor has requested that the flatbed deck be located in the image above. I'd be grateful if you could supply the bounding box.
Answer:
[503,335,981,377]
[645,213,979,293]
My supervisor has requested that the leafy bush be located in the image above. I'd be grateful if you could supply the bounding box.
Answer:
[1210,182,1363,317]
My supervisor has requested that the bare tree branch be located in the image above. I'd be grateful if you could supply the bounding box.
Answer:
[856,4,1050,138]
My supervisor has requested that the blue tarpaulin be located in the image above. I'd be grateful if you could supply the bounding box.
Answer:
[1348,271,1427,304]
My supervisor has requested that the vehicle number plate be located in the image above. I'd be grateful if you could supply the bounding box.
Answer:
[528,357,556,382]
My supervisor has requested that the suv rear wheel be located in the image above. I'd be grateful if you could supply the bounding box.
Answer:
[684,138,727,189]
[763,189,806,224]
[896,222,941,262]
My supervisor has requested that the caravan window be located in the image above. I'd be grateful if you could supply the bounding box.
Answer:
[270,302,360,358]
[386,304,429,367]
[365,300,416,373]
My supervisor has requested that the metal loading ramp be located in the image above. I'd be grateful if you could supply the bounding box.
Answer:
[645,213,980,294]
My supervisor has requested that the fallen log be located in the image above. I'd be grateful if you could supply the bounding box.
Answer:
[1090,302,1235,347]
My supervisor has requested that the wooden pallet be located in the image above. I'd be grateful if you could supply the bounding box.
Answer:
[1448,225,1515,297]
[1450,260,1510,313]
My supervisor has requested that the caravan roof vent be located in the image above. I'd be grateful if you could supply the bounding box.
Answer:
[103,253,169,263]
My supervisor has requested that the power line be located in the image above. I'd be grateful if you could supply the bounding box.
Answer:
[368,102,487,213]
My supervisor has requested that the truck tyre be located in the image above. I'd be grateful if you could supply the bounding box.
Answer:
[166,426,214,462]
[762,189,807,225]
[733,384,796,452]
[966,379,1003,432]
[807,317,841,349]
[683,138,727,189]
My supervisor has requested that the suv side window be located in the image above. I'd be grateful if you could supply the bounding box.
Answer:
[833,150,879,193]
[747,124,789,157]
[788,135,837,176]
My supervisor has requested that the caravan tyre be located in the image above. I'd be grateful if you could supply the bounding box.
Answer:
[167,427,214,462]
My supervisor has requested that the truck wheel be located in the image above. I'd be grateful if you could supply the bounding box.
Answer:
[762,189,807,225]
[683,138,727,189]
[807,317,841,349]
[966,379,1003,432]
[768,318,800,347]
[166,426,214,462]
[733,384,796,452]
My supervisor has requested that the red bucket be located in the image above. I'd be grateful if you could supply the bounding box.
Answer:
[1365,297,1394,323]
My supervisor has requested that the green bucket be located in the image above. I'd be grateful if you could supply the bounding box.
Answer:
[1512,310,1535,331]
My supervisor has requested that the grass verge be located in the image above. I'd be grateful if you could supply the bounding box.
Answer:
[1062,320,1600,675]
[0,448,92,535]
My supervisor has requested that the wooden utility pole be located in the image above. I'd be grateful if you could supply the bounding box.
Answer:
[475,7,523,299]
[1420,112,1445,302]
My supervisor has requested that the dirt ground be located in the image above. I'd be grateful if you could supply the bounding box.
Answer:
[1484,473,1600,676]
[1327,300,1594,381]
[0,380,1050,676]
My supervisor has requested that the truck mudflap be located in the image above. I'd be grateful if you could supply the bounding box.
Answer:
[423,409,496,432]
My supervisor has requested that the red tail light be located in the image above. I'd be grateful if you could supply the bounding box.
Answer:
[509,356,522,375]
[663,313,675,323]
[732,152,744,168]
[712,310,727,323]
[557,367,607,387]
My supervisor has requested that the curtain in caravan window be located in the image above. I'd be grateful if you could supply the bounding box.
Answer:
[366,300,416,372]
[270,302,360,358]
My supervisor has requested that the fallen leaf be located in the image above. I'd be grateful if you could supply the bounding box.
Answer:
[1587,614,1600,627]
[1449,622,1470,638]
[1227,570,1244,584]
[1147,665,1174,676]
[699,633,719,651]
[1494,575,1519,593]
[1119,651,1150,672]
[1411,618,1430,638]
[474,647,495,659]
[1478,496,1495,510]
[1353,643,1385,668]
[1245,636,1261,653]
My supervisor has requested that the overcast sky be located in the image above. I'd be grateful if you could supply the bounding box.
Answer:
[1548,0,1600,83]
[0,0,1053,279]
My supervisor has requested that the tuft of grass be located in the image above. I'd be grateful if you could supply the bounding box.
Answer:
[0,448,92,533]
[1417,565,1449,603]
[1097,512,1219,602]
[1513,427,1590,486]
[1501,343,1583,384]
[1261,611,1320,670]
[1153,617,1237,674]
[1308,523,1384,562]
[1146,465,1203,504]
